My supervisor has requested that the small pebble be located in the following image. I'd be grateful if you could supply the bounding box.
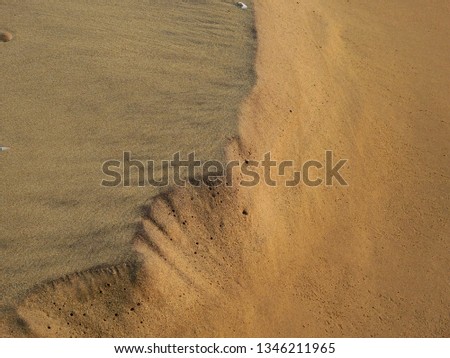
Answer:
[0,32,13,42]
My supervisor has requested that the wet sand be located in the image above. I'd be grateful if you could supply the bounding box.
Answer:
[0,0,255,306]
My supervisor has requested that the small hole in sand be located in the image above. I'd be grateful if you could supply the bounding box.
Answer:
[242,209,248,215]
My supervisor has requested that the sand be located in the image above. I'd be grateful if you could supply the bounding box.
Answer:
[1,0,449,337]
[0,0,255,306]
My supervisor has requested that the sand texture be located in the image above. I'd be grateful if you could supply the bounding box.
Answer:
[1,0,449,337]
[0,0,255,306]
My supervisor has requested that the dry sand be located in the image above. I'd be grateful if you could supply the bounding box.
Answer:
[1,0,450,337]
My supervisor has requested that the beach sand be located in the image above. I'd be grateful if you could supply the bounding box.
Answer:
[1,0,449,337]
[0,0,255,306]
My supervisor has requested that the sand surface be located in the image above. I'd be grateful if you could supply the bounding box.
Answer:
[0,0,255,306]
[1,0,449,337]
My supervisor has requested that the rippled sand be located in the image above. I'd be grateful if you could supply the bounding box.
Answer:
[0,0,255,306]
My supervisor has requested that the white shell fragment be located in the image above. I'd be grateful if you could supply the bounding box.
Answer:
[236,2,248,10]
[0,146,10,152]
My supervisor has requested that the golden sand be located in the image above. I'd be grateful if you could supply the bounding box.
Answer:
[1,0,449,337]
